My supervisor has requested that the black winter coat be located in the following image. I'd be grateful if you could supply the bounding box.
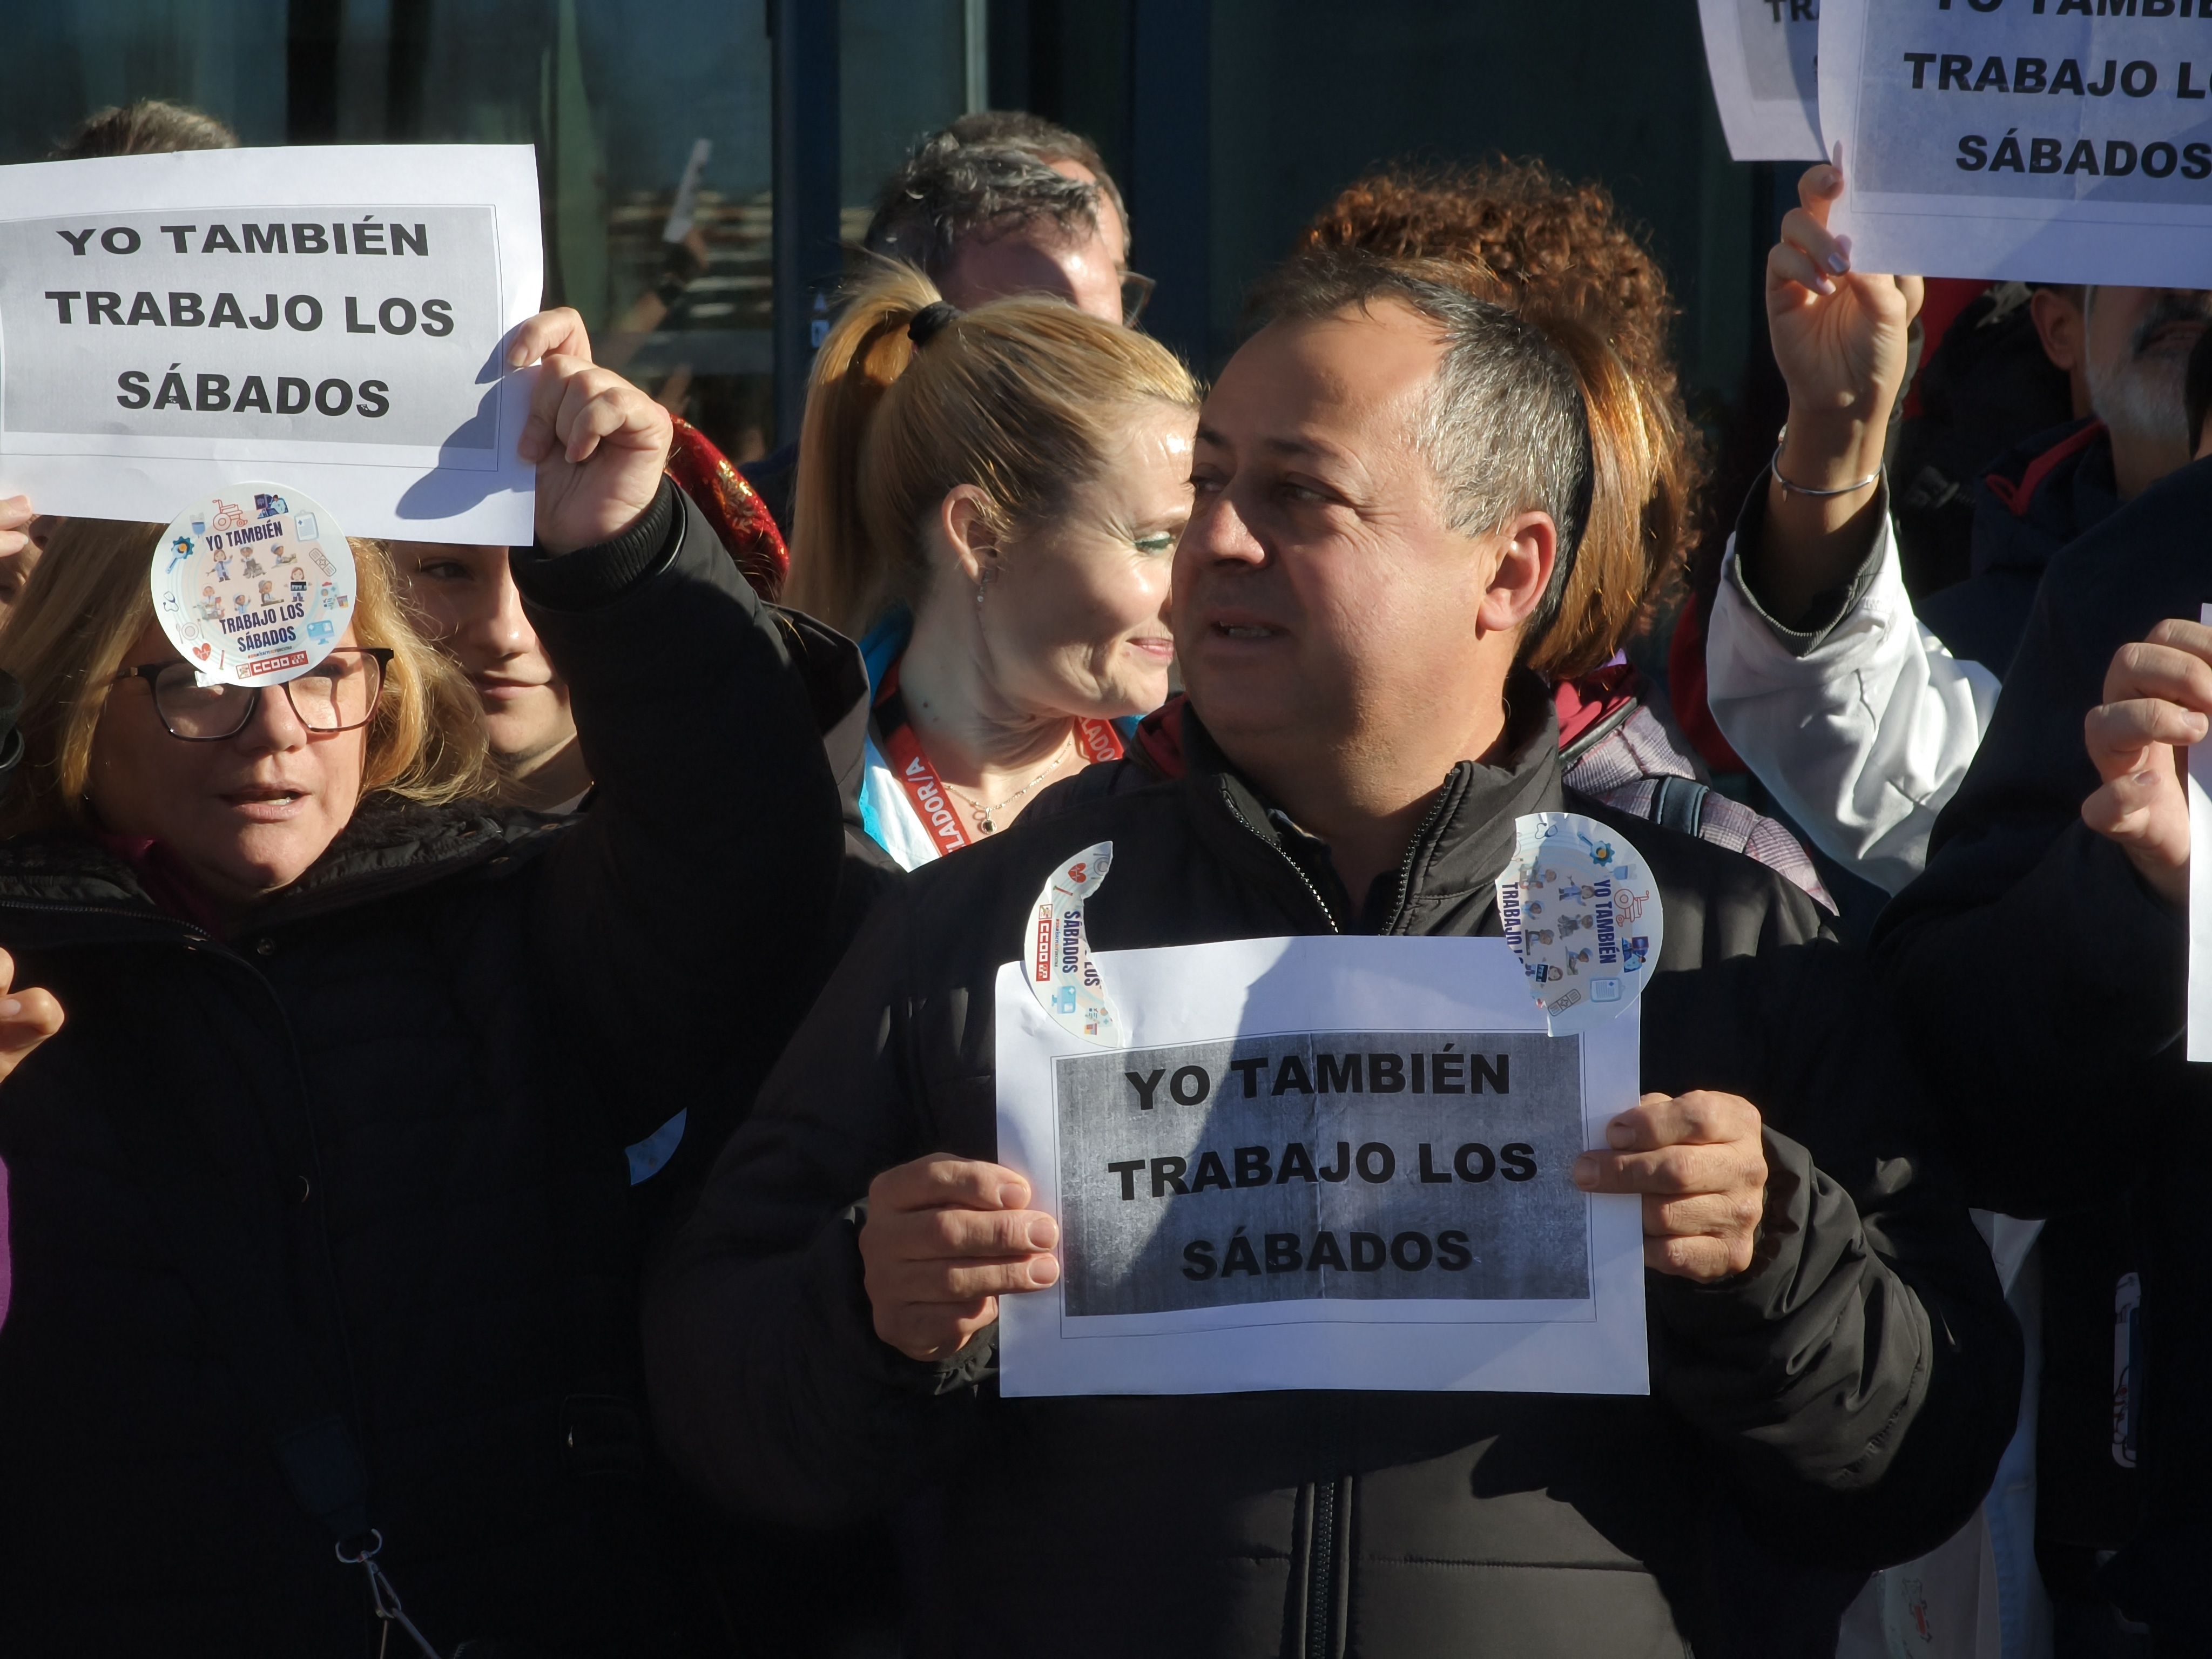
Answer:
[0,485,860,1654]
[646,692,2021,1659]
[1877,455,2212,1638]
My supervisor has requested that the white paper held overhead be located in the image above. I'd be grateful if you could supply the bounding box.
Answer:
[1700,0,1826,163]
[0,145,543,542]
[1822,0,2212,285]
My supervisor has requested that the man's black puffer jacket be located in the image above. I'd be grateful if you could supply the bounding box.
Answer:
[646,687,2021,1659]
[0,484,860,1654]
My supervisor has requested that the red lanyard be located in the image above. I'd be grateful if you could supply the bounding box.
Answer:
[874,661,1124,855]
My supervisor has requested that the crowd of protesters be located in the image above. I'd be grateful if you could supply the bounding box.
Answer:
[0,95,2195,1659]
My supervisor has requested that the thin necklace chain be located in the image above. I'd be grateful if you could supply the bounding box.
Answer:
[943,729,1077,831]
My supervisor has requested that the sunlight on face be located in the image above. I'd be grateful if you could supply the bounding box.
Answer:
[979,402,1194,721]
[86,619,370,908]
[1175,302,1474,758]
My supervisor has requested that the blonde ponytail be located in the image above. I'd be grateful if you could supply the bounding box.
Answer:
[786,265,942,635]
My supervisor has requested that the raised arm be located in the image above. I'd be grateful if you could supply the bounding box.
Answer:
[1753,163,1921,624]
[1707,490,1999,893]
[504,327,855,1141]
[1704,166,1992,894]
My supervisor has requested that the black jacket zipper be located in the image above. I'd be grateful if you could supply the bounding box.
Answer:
[1221,771,1466,1656]
[1219,787,1343,935]
[1378,770,1465,937]
[1305,1474,1352,1659]
[0,893,212,941]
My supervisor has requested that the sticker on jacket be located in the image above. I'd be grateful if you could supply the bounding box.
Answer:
[1495,812,1662,1036]
[1026,840,1123,1047]
[151,482,355,685]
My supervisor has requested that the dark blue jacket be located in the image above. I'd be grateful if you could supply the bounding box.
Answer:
[1919,417,2117,679]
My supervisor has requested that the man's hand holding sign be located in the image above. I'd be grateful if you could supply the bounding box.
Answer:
[869,1080,1770,1368]
[862,1155,1058,1363]
[1575,1092,1769,1282]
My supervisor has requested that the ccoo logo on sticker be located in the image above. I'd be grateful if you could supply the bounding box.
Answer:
[150,481,356,685]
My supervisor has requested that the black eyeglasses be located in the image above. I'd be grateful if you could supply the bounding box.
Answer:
[1122,271,1158,327]
[113,648,393,741]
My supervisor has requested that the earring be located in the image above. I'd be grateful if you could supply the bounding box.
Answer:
[975,568,995,610]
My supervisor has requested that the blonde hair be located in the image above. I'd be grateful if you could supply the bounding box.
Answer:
[786,263,1200,638]
[0,517,492,837]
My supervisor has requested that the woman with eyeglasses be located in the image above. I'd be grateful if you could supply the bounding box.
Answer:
[0,312,858,1655]
[785,264,1197,867]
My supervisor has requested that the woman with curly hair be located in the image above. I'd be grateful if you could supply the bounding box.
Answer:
[1299,159,1828,905]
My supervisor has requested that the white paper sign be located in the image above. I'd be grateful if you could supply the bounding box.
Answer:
[1822,0,2212,284]
[0,145,542,542]
[995,934,1649,1398]
[2189,600,2212,1063]
[1701,0,1827,162]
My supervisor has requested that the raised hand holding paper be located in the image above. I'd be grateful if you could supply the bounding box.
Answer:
[0,145,542,541]
[1700,0,1826,161]
[1821,0,2212,283]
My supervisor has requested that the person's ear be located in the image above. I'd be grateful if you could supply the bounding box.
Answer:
[935,484,1003,588]
[2030,287,2085,374]
[1476,511,1557,637]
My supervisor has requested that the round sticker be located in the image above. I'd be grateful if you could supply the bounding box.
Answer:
[1495,812,1664,1036]
[1023,840,1123,1047]
[151,483,355,686]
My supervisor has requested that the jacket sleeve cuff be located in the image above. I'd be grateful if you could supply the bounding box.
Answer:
[807,1201,999,1399]
[510,476,681,612]
[1728,474,1893,657]
[1645,1126,1824,1343]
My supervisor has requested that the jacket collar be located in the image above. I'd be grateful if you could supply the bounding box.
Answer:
[1170,676,1564,933]
[0,795,557,939]
[1974,417,2119,575]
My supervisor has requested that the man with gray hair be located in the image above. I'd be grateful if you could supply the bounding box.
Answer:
[741,112,1138,533]
[648,251,2019,1657]
[868,110,1138,326]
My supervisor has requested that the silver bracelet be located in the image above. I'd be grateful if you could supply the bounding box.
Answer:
[1770,428,1881,498]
